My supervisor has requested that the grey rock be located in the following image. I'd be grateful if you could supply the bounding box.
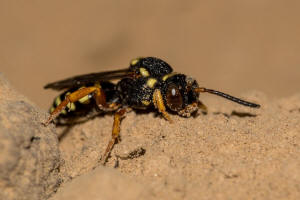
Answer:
[0,74,61,200]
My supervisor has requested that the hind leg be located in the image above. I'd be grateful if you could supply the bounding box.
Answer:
[43,86,107,125]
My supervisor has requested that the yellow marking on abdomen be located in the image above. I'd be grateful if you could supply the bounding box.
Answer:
[55,96,62,106]
[78,95,90,104]
[67,102,76,111]
[50,106,55,113]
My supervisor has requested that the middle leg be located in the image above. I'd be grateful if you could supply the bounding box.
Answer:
[101,107,131,165]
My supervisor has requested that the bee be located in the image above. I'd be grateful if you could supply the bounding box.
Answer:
[43,57,260,164]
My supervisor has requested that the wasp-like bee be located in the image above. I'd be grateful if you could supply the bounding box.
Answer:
[44,57,260,164]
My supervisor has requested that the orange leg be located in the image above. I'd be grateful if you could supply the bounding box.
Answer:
[178,102,198,117]
[153,89,173,123]
[101,108,130,165]
[43,86,106,125]
[177,101,207,117]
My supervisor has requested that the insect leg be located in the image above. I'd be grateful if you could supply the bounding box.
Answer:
[178,102,199,117]
[43,86,105,125]
[101,108,130,165]
[153,89,173,123]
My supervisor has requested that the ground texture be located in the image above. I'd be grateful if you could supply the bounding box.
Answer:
[1,75,300,200]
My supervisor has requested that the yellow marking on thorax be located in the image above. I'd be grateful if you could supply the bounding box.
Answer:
[142,100,150,106]
[140,68,149,77]
[130,57,140,66]
[147,78,157,88]
[162,72,178,81]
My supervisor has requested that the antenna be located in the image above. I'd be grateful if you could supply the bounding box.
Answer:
[195,87,260,108]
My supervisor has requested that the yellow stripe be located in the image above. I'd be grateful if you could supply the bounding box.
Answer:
[140,68,149,77]
[55,97,61,106]
[79,95,90,104]
[50,106,55,113]
[67,103,76,111]
[147,78,157,88]
[142,100,150,106]
[162,72,177,81]
[130,57,141,66]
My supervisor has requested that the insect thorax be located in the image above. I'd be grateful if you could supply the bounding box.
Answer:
[130,57,173,78]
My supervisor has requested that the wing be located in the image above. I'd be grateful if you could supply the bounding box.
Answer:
[44,68,131,91]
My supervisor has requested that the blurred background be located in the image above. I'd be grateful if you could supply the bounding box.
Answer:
[0,0,299,109]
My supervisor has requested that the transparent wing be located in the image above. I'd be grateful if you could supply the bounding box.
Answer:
[44,68,130,91]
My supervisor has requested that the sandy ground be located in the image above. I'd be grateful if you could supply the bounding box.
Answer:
[48,91,300,200]
[1,73,300,199]
[1,1,300,200]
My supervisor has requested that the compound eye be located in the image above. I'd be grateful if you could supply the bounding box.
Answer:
[166,84,183,111]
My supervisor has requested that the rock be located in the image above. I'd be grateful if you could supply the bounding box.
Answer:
[0,74,61,200]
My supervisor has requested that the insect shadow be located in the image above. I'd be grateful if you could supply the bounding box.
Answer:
[213,110,257,118]
[55,111,110,141]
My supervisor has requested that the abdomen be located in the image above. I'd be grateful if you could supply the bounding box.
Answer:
[48,81,119,119]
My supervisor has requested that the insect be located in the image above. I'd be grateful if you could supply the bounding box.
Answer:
[43,57,260,164]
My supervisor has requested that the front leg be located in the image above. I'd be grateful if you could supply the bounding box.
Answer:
[153,89,173,123]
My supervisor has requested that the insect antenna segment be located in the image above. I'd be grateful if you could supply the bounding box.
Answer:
[195,87,260,108]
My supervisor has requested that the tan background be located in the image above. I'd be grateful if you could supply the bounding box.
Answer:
[0,0,299,109]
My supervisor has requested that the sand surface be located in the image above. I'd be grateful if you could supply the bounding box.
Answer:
[2,74,300,199]
[50,91,300,200]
